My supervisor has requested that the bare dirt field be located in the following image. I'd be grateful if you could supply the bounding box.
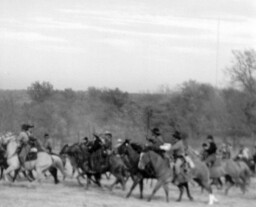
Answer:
[0,174,256,207]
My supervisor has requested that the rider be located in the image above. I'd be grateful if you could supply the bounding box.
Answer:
[237,144,250,160]
[169,131,186,172]
[90,134,104,152]
[81,137,89,146]
[204,135,217,167]
[226,142,233,159]
[104,131,113,150]
[44,133,53,153]
[16,124,34,168]
[113,138,123,155]
[221,142,232,159]
[200,143,209,160]
[146,128,165,148]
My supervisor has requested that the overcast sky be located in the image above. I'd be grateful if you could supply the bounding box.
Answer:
[0,0,255,92]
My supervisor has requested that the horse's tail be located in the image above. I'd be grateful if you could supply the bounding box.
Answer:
[51,154,67,180]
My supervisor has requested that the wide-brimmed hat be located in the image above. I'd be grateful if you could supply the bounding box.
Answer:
[44,133,49,137]
[172,130,181,140]
[207,135,214,140]
[202,143,208,147]
[21,124,34,131]
[104,131,112,136]
[151,128,161,136]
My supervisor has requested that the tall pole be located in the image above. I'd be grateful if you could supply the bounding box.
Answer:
[215,17,220,88]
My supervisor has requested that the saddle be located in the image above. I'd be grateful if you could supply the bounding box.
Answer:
[26,147,38,161]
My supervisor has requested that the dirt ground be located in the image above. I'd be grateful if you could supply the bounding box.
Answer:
[0,173,256,207]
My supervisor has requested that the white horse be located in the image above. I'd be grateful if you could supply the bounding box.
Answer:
[3,135,66,183]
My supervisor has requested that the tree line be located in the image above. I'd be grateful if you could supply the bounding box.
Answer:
[0,49,256,149]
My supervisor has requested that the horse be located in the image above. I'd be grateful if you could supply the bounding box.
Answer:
[207,153,249,195]
[173,147,218,205]
[3,135,66,184]
[117,139,157,199]
[0,144,8,179]
[60,141,128,190]
[138,150,194,202]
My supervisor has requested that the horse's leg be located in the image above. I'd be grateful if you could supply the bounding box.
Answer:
[195,178,217,205]
[95,173,102,187]
[86,174,91,189]
[113,173,126,191]
[35,167,44,183]
[23,170,35,182]
[236,176,246,194]
[0,167,3,180]
[52,156,66,181]
[105,172,111,180]
[177,184,184,202]
[148,179,164,202]
[4,165,18,182]
[49,167,59,184]
[184,182,193,201]
[217,177,223,190]
[72,167,76,177]
[109,178,119,191]
[12,168,21,182]
[163,182,169,202]
[139,179,144,199]
[225,175,235,195]
[28,170,35,180]
[150,179,154,188]
[126,176,140,198]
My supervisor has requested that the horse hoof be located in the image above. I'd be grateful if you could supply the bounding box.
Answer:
[189,197,194,201]
[176,199,181,202]
[147,198,151,202]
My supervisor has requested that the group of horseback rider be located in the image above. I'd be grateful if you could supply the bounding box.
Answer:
[13,123,256,179]
[144,127,255,178]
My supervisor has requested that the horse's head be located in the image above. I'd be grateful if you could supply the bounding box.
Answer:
[1,132,16,146]
[138,151,150,170]
[59,144,69,155]
[117,139,130,155]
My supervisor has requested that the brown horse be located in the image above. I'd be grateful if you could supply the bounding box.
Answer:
[174,147,218,205]
[207,155,248,194]
[138,150,194,202]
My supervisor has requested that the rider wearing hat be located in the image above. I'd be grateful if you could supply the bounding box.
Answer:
[200,143,209,160]
[169,130,194,182]
[17,124,34,167]
[204,135,217,167]
[146,128,164,148]
[104,131,113,150]
[81,137,89,146]
[44,133,53,153]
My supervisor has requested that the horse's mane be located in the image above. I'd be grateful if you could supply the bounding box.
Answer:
[130,142,143,153]
[59,144,69,154]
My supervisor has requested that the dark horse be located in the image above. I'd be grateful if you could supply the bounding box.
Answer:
[60,141,128,190]
[117,139,157,199]
[0,144,8,179]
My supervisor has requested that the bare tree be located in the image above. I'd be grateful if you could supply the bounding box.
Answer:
[226,49,256,139]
